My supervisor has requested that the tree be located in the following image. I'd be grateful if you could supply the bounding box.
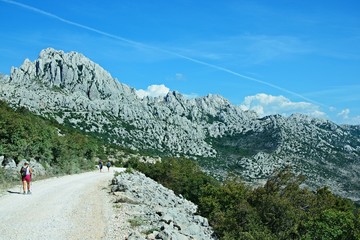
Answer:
[304,209,356,240]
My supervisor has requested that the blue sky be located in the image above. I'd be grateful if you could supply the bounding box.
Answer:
[0,0,359,125]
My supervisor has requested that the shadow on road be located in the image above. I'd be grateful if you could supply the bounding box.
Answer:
[7,190,21,194]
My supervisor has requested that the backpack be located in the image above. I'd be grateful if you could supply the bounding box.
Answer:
[21,167,27,177]
[106,162,111,167]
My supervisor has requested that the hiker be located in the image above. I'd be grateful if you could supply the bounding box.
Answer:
[20,162,32,194]
[98,159,103,172]
[106,160,111,172]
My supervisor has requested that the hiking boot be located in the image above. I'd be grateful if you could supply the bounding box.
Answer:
[27,191,31,195]
[23,192,26,195]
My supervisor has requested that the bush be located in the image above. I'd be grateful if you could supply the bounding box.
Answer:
[0,100,105,180]
[128,157,218,204]
[303,209,356,239]
[129,159,360,240]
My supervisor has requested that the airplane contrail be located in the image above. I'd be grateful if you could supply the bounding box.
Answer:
[1,0,326,107]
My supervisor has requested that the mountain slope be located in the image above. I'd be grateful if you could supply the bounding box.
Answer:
[0,48,359,201]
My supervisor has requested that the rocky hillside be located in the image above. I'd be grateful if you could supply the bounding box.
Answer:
[0,48,359,201]
[109,171,215,239]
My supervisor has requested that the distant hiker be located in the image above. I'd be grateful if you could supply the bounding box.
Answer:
[106,160,111,172]
[98,159,103,172]
[20,162,32,194]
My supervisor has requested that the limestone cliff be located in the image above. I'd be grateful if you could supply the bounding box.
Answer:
[0,48,359,202]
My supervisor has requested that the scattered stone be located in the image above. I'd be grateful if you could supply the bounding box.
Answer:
[127,232,146,240]
[110,171,217,240]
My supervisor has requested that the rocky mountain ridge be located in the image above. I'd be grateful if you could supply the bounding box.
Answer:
[0,48,359,201]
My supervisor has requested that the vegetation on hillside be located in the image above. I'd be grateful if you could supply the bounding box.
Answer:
[0,100,106,179]
[126,158,360,240]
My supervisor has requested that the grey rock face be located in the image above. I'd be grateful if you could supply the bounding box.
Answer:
[1,158,46,179]
[1,157,19,180]
[0,48,258,158]
[18,159,46,177]
[3,158,16,170]
[111,171,216,240]
[0,48,359,202]
[9,48,133,101]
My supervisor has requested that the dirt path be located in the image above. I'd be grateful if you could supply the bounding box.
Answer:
[0,168,124,240]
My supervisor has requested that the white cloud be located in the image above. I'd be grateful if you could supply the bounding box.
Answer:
[334,109,360,125]
[329,106,336,112]
[337,108,350,119]
[175,73,185,81]
[240,93,327,118]
[166,73,186,81]
[136,84,170,98]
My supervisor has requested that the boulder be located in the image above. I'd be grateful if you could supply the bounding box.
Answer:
[18,159,46,176]
[3,158,16,169]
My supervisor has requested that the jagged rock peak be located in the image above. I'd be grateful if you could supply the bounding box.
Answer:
[164,90,186,103]
[9,48,134,100]
[199,93,231,107]
[0,73,9,82]
[287,113,338,128]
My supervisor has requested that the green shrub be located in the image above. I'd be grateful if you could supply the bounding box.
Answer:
[128,216,147,227]
[129,159,360,240]
[303,209,356,240]
[129,157,218,204]
[0,100,105,181]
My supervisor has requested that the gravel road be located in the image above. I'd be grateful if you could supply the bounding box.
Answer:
[0,168,124,240]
